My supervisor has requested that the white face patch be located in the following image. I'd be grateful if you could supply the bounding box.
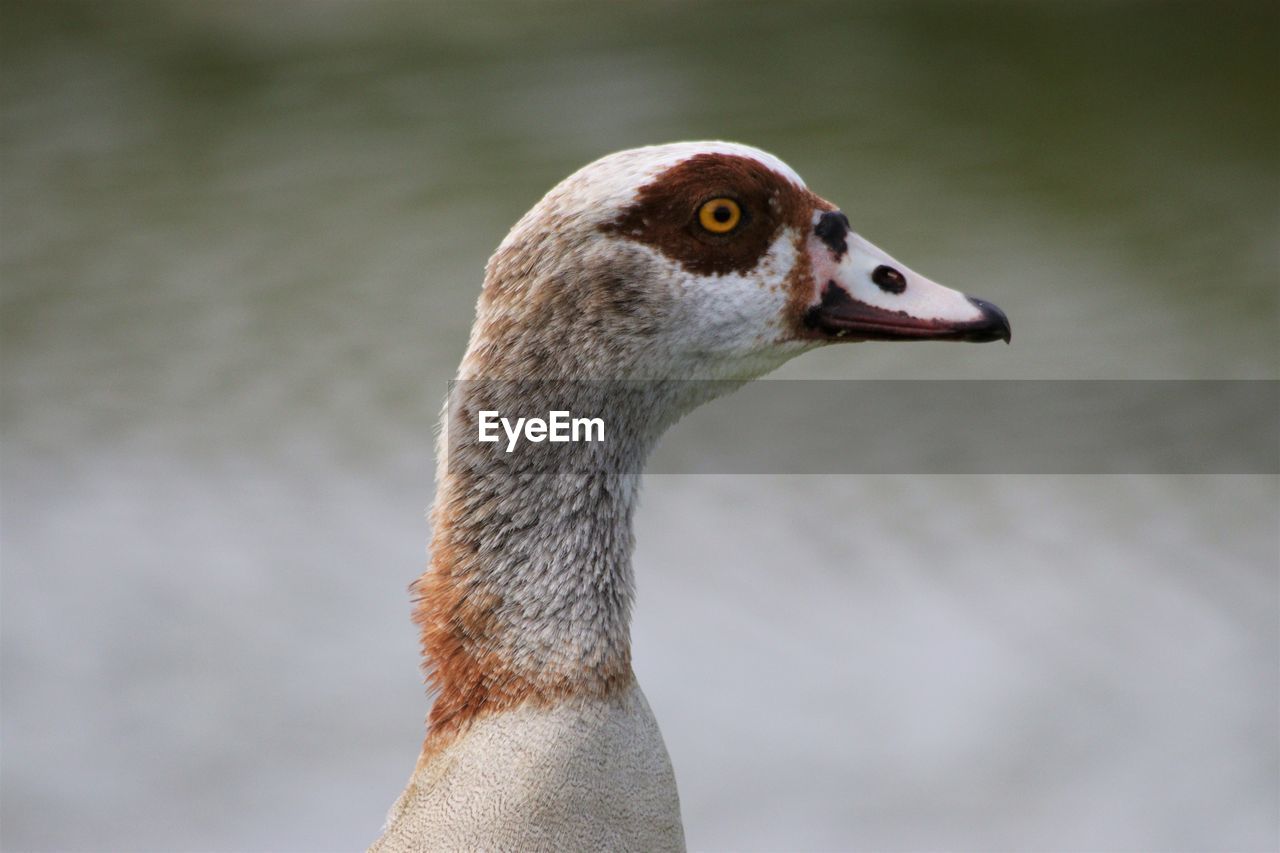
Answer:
[630,229,805,379]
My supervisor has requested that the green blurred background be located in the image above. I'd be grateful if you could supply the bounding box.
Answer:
[2,2,1277,851]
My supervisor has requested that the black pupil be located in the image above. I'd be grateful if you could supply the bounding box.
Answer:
[872,265,907,293]
[712,205,732,223]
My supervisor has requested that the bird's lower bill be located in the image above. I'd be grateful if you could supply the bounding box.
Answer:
[804,284,1012,344]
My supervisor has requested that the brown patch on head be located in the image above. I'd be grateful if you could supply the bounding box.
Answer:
[602,153,828,277]
[782,245,829,342]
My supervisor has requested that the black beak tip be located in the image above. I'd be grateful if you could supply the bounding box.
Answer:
[967,296,1012,344]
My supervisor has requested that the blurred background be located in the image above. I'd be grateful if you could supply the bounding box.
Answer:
[2,1,1276,850]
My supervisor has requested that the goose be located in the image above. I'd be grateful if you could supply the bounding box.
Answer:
[371,141,1010,852]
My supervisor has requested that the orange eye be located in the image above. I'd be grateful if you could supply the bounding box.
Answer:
[698,198,741,233]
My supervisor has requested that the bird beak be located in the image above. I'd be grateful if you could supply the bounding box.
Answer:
[803,211,1010,344]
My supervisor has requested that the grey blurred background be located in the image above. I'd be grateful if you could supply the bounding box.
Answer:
[1,1,1276,851]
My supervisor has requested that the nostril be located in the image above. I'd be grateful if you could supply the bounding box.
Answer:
[872,265,907,294]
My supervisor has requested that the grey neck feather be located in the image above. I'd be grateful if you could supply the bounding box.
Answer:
[435,380,701,689]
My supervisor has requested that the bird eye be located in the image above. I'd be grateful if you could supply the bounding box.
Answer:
[698,198,741,234]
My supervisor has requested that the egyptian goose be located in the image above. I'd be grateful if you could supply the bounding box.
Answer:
[371,142,1010,851]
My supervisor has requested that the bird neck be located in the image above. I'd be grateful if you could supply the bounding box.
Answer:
[414,381,660,747]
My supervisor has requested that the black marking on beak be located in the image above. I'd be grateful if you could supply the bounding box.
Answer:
[966,297,1012,343]
[814,210,851,260]
[871,265,907,294]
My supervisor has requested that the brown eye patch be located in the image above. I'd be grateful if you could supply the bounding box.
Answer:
[601,153,823,277]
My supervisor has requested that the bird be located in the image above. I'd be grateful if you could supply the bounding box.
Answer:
[370,141,1010,852]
